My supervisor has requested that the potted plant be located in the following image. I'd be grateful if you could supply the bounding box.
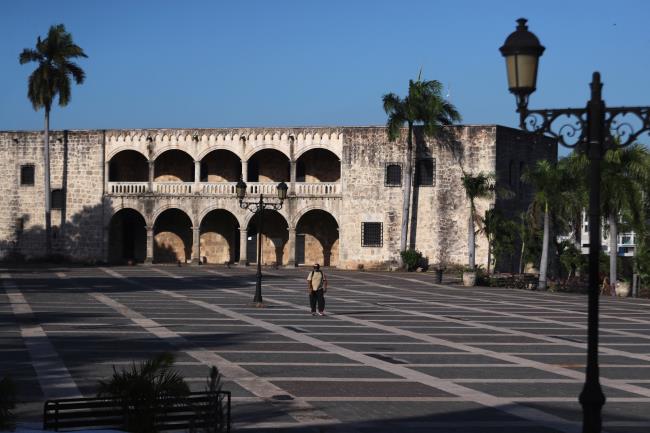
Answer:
[462,266,477,287]
[615,277,631,297]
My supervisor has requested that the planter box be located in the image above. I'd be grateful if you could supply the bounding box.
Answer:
[462,271,476,287]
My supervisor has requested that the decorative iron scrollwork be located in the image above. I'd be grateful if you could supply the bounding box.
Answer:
[521,105,650,150]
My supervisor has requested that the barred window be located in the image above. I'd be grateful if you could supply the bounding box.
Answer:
[416,158,435,186]
[385,163,402,186]
[362,222,383,247]
[20,165,34,186]
[51,189,64,210]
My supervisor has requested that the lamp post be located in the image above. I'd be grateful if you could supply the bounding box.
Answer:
[236,179,288,306]
[500,18,650,433]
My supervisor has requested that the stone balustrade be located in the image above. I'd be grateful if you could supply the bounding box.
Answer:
[107,181,341,197]
[201,182,237,195]
[108,182,148,194]
[154,182,194,194]
[295,182,339,196]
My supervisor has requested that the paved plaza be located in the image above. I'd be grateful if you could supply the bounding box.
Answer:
[2,265,650,432]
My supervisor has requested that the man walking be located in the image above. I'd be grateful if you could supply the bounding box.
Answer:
[307,263,327,316]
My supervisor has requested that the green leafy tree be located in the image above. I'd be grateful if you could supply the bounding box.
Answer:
[601,143,650,288]
[383,74,461,256]
[19,24,87,256]
[461,172,495,269]
[481,208,517,274]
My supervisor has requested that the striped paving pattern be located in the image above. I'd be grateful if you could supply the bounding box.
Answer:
[2,265,650,432]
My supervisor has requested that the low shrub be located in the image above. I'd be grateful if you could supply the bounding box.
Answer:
[400,249,424,271]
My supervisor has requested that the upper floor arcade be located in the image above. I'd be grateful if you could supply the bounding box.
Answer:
[105,128,343,198]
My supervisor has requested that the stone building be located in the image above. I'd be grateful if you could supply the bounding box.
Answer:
[0,125,555,270]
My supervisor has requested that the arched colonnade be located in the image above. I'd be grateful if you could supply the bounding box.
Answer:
[107,207,340,267]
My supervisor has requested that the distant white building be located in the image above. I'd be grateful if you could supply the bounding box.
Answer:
[578,211,636,257]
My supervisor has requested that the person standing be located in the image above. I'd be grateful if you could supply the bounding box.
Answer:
[307,263,327,316]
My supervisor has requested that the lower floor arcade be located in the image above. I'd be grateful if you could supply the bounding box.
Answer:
[108,207,340,267]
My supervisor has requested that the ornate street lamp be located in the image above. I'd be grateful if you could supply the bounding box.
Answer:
[501,18,650,433]
[237,179,288,306]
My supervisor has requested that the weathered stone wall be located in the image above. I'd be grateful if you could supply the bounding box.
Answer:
[0,130,104,261]
[494,126,557,272]
[1,125,554,270]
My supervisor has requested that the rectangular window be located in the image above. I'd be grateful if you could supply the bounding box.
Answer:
[416,158,435,186]
[20,165,35,186]
[385,163,402,187]
[361,222,383,247]
[51,189,64,210]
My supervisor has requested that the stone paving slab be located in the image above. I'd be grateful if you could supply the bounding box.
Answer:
[3,265,650,432]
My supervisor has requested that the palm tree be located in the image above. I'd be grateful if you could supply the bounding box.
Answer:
[601,143,650,290]
[481,208,517,274]
[521,160,569,289]
[461,172,495,269]
[19,24,87,256]
[383,75,461,255]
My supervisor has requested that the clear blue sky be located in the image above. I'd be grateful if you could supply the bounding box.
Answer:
[2,0,649,134]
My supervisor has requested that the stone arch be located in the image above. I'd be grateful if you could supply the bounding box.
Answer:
[199,149,242,182]
[246,210,289,265]
[108,208,147,263]
[295,144,342,160]
[291,205,340,229]
[295,209,339,267]
[199,209,240,264]
[154,149,194,182]
[152,204,195,228]
[295,148,341,182]
[152,146,196,161]
[108,149,149,182]
[244,145,291,161]
[107,146,149,162]
[196,145,242,161]
[153,208,193,263]
[246,148,290,182]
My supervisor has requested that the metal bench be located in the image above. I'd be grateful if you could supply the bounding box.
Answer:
[43,391,231,432]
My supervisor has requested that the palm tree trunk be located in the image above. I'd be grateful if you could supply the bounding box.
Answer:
[468,204,475,268]
[44,108,52,256]
[609,212,618,294]
[399,123,413,255]
[538,202,550,289]
[519,239,525,274]
[487,238,491,274]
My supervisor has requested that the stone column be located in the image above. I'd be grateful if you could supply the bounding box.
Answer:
[290,161,297,195]
[287,227,297,267]
[104,161,110,194]
[239,228,248,265]
[145,225,154,264]
[148,162,155,193]
[192,226,201,264]
[241,160,248,182]
[194,160,201,194]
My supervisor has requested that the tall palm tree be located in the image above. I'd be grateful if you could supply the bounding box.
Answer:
[601,143,650,290]
[383,75,461,255]
[19,24,87,256]
[461,172,495,269]
[521,160,570,289]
